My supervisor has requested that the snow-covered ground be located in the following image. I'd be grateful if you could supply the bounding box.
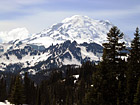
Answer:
[0,100,12,105]
[0,100,27,105]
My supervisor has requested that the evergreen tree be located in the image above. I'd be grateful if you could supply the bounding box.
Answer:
[103,26,126,63]
[30,81,37,105]
[126,27,140,105]
[117,80,126,105]
[100,26,126,105]
[128,27,140,77]
[8,76,16,99]
[23,72,32,104]
[39,81,50,105]
[80,61,94,88]
[133,79,140,105]
[9,75,25,105]
[0,77,7,102]
[36,86,41,105]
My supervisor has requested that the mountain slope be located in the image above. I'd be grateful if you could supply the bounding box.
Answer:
[23,15,130,47]
[0,40,103,72]
[0,15,131,73]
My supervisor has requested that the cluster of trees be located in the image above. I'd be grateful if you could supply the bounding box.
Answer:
[0,73,37,105]
[84,26,140,105]
[0,26,140,105]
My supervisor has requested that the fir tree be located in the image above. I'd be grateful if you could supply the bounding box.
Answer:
[23,72,32,104]
[128,27,140,77]
[126,27,140,105]
[133,79,140,105]
[100,26,126,105]
[9,75,25,105]
[0,77,7,102]
[36,87,41,105]
[103,26,126,64]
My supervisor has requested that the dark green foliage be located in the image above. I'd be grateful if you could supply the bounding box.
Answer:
[0,77,7,102]
[24,72,31,104]
[36,87,41,105]
[133,79,140,105]
[128,27,140,77]
[129,27,140,63]
[96,26,127,105]
[103,26,126,63]
[126,27,140,105]
[23,72,37,105]
[9,75,25,105]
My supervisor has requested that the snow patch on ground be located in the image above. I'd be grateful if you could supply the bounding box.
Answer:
[63,50,81,65]
[0,100,12,105]
[73,75,79,79]
[28,69,37,75]
[79,46,99,61]
[73,75,79,84]
[0,52,51,68]
[63,58,81,65]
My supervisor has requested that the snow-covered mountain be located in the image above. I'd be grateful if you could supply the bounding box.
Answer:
[22,15,130,47]
[0,15,131,74]
[0,15,131,52]
[0,40,103,74]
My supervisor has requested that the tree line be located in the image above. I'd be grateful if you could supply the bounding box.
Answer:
[0,26,140,105]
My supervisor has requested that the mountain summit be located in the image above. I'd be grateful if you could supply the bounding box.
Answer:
[0,15,131,73]
[23,15,124,47]
[1,15,130,47]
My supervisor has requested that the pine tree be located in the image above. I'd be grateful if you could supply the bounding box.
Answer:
[80,61,94,88]
[0,77,7,102]
[36,87,41,105]
[103,26,126,64]
[23,72,32,104]
[128,27,140,77]
[30,81,37,105]
[117,80,126,105]
[133,79,140,105]
[8,76,16,98]
[100,26,126,105]
[9,75,25,105]
[126,27,140,105]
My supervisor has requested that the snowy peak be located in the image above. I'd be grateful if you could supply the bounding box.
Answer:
[26,15,115,47]
[62,15,111,27]
[0,15,131,47]
[0,15,131,73]
[62,15,92,26]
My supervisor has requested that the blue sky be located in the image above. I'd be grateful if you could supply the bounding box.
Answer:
[0,0,140,38]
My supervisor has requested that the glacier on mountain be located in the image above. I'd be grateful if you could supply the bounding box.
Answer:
[24,15,113,47]
[0,15,131,73]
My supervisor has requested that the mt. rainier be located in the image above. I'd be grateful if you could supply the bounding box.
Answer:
[0,15,131,73]
[24,15,130,47]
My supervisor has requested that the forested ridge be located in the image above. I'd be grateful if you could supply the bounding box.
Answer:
[0,26,140,105]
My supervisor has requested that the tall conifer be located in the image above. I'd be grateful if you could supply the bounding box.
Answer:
[126,27,140,105]
[9,75,25,105]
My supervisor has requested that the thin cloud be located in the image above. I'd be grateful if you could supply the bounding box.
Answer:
[90,6,140,19]
[0,0,139,40]
[0,27,29,43]
[0,0,47,13]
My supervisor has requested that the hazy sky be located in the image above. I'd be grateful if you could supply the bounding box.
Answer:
[0,0,140,38]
